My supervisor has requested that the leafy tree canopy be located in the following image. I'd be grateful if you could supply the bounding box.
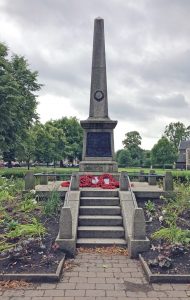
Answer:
[47,117,83,162]
[116,149,132,167]
[0,42,41,162]
[33,123,66,166]
[151,136,177,166]
[164,122,190,151]
[122,131,142,149]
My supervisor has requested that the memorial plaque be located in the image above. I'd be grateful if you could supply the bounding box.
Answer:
[86,132,111,157]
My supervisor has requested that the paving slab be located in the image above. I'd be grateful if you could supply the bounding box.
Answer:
[1,252,190,299]
[35,181,163,193]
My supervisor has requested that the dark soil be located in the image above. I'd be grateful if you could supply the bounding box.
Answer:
[138,198,190,275]
[0,206,65,274]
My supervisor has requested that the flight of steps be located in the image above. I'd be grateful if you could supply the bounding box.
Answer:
[77,190,127,247]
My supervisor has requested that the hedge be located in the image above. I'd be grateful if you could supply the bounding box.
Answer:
[0,167,190,182]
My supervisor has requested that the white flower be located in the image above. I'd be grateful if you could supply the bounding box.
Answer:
[30,189,36,194]
[31,199,37,204]
[159,215,164,222]
[162,210,166,215]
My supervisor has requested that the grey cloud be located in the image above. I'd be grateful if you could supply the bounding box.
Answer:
[1,0,190,149]
[109,92,190,123]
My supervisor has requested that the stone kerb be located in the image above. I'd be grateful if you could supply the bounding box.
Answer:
[24,172,35,190]
[139,169,145,182]
[148,169,157,185]
[59,206,72,239]
[119,171,129,191]
[40,174,48,185]
[70,173,79,190]
[128,207,150,258]
[163,171,173,191]
[56,173,80,256]
[119,189,150,258]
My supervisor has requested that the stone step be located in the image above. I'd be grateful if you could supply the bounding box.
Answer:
[80,197,120,206]
[78,215,123,226]
[79,206,121,215]
[80,190,118,198]
[77,226,125,238]
[77,238,127,247]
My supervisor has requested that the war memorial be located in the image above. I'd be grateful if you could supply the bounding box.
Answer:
[79,17,118,173]
[54,17,155,258]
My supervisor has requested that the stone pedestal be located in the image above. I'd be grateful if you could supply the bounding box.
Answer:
[79,119,118,172]
[79,18,118,172]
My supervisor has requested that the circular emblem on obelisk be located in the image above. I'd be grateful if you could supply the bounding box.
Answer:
[94,90,104,102]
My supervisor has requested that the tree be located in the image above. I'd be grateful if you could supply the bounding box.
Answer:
[0,43,41,166]
[116,149,132,167]
[142,150,151,168]
[33,123,66,167]
[16,129,35,170]
[122,131,142,149]
[164,122,190,151]
[48,117,83,163]
[151,136,177,166]
[122,131,143,165]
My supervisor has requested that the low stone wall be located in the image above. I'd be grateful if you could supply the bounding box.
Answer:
[119,190,150,258]
[56,191,80,257]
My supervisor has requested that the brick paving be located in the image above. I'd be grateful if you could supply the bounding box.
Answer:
[1,253,190,299]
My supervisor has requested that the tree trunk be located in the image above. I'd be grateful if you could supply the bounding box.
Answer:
[8,160,12,168]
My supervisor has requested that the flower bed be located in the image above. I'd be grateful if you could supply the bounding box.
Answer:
[61,173,120,189]
[137,182,190,280]
[0,177,65,280]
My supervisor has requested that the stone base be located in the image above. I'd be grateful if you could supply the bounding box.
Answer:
[56,235,76,257]
[79,161,118,173]
[128,237,150,258]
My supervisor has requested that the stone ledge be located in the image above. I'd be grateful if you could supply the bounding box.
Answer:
[139,254,190,283]
[0,255,65,282]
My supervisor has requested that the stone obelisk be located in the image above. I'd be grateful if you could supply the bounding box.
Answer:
[79,17,118,173]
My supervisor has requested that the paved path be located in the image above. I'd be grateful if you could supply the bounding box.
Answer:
[0,252,190,300]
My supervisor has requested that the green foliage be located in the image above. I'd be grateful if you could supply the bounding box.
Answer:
[122,131,143,166]
[152,225,190,244]
[151,136,177,166]
[16,129,35,170]
[122,131,142,149]
[6,218,46,238]
[152,181,190,245]
[43,189,61,216]
[18,195,39,213]
[164,122,190,151]
[33,123,66,166]
[145,200,156,214]
[0,167,76,179]
[4,219,18,231]
[116,149,132,167]
[0,42,41,160]
[47,117,83,162]
[0,176,23,197]
[0,241,14,252]
[141,150,151,168]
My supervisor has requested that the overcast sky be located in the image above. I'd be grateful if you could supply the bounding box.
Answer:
[1,0,190,150]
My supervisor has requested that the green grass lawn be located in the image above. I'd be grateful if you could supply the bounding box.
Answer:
[0,166,190,178]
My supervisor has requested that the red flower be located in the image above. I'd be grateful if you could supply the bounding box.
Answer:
[61,181,70,187]
[79,174,119,189]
